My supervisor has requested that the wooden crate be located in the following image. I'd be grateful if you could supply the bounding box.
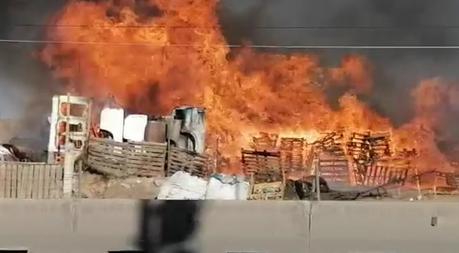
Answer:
[87,138,167,178]
[241,149,282,179]
[167,147,208,178]
[249,182,284,200]
[318,152,351,184]
[0,162,63,199]
[280,138,306,174]
[250,132,279,151]
[241,149,285,200]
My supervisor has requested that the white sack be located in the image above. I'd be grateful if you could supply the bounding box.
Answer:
[205,176,249,200]
[157,171,208,200]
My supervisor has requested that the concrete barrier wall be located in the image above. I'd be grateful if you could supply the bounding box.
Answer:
[310,201,459,253]
[0,200,458,253]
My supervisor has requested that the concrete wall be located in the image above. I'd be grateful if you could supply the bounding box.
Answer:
[0,200,458,253]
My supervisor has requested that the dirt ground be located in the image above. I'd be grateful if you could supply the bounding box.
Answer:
[78,172,164,199]
[77,172,459,201]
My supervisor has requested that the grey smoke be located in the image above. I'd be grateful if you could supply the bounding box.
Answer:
[0,0,65,149]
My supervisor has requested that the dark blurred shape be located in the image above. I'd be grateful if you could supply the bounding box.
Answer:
[138,201,202,253]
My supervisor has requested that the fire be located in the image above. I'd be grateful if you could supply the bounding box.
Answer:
[41,0,454,172]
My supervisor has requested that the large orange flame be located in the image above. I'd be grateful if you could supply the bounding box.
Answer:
[41,0,454,172]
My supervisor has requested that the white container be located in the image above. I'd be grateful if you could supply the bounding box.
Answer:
[123,114,148,142]
[100,107,125,142]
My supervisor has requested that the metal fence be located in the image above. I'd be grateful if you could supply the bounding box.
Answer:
[0,162,63,199]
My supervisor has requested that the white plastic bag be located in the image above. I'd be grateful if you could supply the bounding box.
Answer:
[205,176,249,200]
[157,171,208,200]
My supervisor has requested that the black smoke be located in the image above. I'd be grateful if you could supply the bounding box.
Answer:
[218,0,459,161]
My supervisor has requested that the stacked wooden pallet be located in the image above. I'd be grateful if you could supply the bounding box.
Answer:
[167,147,208,178]
[346,131,391,165]
[241,149,284,200]
[368,132,392,159]
[314,131,345,156]
[352,147,414,186]
[318,151,351,184]
[280,138,306,173]
[251,132,278,151]
[346,132,371,164]
[360,159,408,186]
[241,149,282,181]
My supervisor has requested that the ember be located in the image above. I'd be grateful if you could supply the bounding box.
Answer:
[41,0,454,173]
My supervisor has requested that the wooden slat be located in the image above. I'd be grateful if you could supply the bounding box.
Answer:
[37,164,44,199]
[0,164,5,198]
[15,165,22,198]
[50,165,57,198]
[56,165,63,198]
[26,164,34,198]
[43,165,50,199]
[49,166,56,199]
[5,164,11,198]
[32,165,39,199]
[11,164,18,198]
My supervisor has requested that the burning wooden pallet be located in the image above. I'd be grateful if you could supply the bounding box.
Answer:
[346,131,391,165]
[416,171,459,194]
[241,149,285,200]
[312,131,351,184]
[250,132,279,151]
[318,151,351,185]
[352,148,415,186]
[280,138,306,174]
[346,131,394,185]
[314,131,345,156]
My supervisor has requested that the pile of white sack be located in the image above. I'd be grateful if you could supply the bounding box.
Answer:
[157,171,250,200]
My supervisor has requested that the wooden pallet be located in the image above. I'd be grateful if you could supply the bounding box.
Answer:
[241,149,285,199]
[250,132,279,151]
[280,138,306,173]
[318,152,351,184]
[250,182,284,200]
[0,162,63,199]
[167,147,208,178]
[87,138,167,178]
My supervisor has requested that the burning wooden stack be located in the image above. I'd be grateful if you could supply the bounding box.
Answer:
[345,131,415,186]
[241,149,284,200]
[242,133,285,200]
[314,131,345,155]
[314,131,350,184]
[280,138,306,174]
[250,132,278,151]
[346,131,391,165]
